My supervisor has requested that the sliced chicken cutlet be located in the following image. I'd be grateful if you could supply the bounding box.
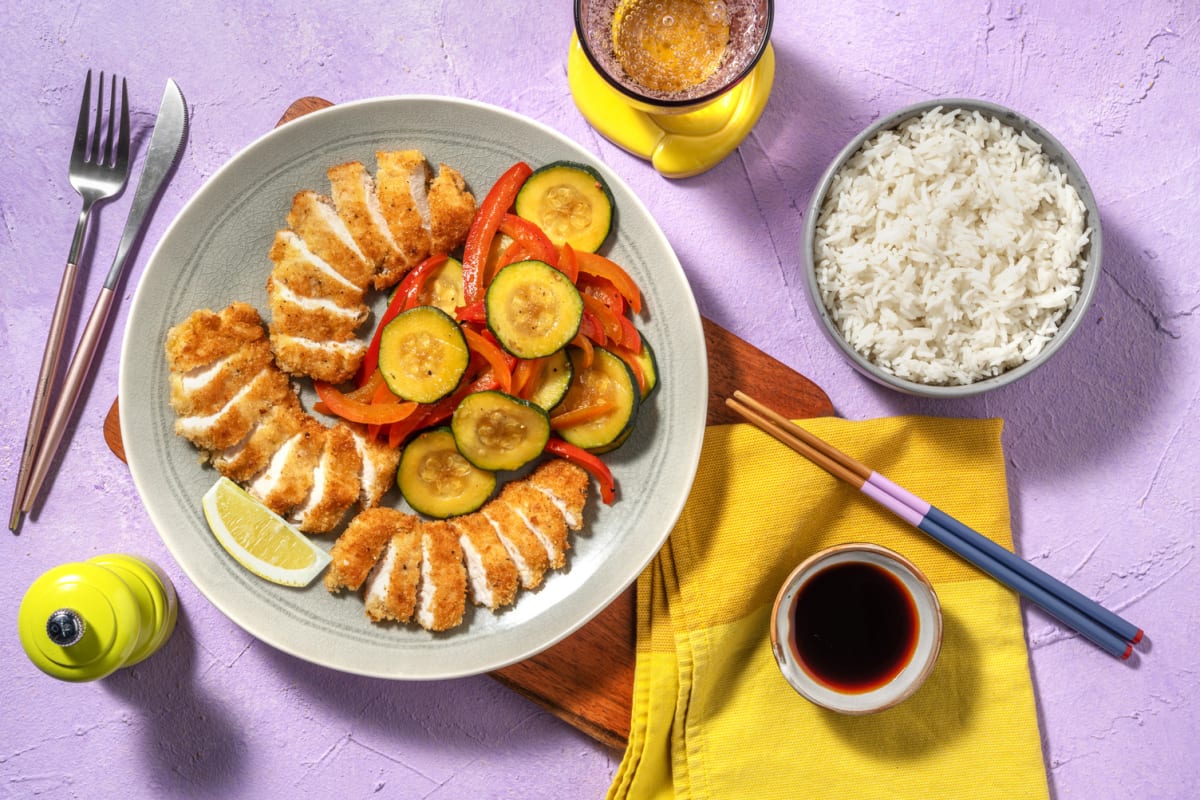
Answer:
[286,190,374,290]
[416,520,468,632]
[527,459,591,530]
[327,160,405,289]
[499,481,570,569]
[375,149,432,275]
[166,304,293,453]
[482,498,551,591]
[246,410,326,517]
[325,507,404,593]
[427,163,476,255]
[343,423,402,508]
[292,424,363,534]
[168,337,275,420]
[165,301,265,374]
[362,511,422,623]
[449,513,520,611]
[210,392,306,483]
[267,229,368,384]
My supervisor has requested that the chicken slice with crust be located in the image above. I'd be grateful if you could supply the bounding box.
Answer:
[449,513,520,611]
[362,511,422,623]
[327,160,405,289]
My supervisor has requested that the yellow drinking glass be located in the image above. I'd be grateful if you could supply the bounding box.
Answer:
[570,0,775,178]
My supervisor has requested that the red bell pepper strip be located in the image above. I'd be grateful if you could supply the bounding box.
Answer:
[314,381,418,426]
[550,400,616,429]
[570,333,595,368]
[397,253,449,311]
[580,293,624,344]
[462,162,534,305]
[512,356,546,399]
[545,437,616,504]
[610,345,648,396]
[462,326,514,393]
[455,299,487,325]
[499,213,559,267]
[575,251,642,314]
[578,308,608,348]
[616,314,642,354]
[556,242,580,285]
[577,272,625,316]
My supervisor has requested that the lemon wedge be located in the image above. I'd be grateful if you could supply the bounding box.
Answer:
[201,477,331,587]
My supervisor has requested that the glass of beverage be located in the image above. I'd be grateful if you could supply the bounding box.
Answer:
[569,0,775,177]
[574,0,773,113]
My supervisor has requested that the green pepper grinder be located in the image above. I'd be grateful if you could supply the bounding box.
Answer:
[18,554,178,682]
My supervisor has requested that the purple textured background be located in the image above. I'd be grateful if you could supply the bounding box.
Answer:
[2,2,1197,798]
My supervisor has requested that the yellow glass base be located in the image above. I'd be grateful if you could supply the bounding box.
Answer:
[567,34,775,179]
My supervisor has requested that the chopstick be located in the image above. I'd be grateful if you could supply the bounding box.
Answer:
[726,390,1144,660]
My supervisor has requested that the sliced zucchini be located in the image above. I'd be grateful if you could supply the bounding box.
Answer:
[452,391,551,471]
[416,256,464,316]
[555,347,640,452]
[515,161,614,253]
[486,260,583,359]
[526,349,573,411]
[379,306,469,403]
[398,427,496,518]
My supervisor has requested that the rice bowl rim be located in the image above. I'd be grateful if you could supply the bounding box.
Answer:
[801,97,1103,398]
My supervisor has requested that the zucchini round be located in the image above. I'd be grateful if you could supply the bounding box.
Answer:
[486,260,583,359]
[452,391,550,471]
[515,161,614,253]
[416,256,464,316]
[526,349,574,411]
[378,306,470,403]
[555,347,640,452]
[398,427,496,518]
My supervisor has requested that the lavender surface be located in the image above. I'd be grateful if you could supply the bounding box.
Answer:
[2,2,1196,797]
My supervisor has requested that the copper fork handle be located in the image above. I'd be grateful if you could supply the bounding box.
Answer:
[21,287,116,517]
[9,260,80,531]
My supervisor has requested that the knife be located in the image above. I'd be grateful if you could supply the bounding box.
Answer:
[18,79,189,520]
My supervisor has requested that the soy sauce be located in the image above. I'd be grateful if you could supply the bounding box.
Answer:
[790,561,918,693]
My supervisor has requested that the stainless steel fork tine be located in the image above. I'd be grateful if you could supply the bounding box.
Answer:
[72,70,92,164]
[91,72,104,163]
[103,76,118,166]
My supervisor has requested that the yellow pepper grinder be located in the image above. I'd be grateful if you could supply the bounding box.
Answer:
[18,554,178,682]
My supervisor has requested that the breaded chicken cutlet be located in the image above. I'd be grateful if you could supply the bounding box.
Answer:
[325,459,592,631]
[265,151,476,383]
[165,303,399,534]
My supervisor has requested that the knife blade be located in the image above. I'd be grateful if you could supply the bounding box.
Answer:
[19,79,189,518]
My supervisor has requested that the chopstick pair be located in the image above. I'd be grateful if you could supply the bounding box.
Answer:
[726,390,1144,660]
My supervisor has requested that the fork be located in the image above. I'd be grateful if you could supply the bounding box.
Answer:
[9,70,130,532]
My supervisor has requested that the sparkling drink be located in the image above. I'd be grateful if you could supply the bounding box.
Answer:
[577,0,771,107]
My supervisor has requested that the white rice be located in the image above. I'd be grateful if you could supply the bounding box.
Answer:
[813,106,1091,386]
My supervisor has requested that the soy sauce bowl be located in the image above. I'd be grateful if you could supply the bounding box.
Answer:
[770,543,943,714]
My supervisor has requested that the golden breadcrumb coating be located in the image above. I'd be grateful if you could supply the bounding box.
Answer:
[286,189,374,290]
[428,164,476,255]
[375,149,432,272]
[449,513,520,610]
[325,507,404,593]
[417,520,467,632]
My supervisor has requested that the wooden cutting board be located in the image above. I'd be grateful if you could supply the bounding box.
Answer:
[103,97,834,751]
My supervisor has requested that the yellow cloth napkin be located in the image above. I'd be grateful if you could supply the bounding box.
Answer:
[608,416,1049,800]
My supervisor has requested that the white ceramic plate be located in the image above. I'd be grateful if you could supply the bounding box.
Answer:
[119,96,707,679]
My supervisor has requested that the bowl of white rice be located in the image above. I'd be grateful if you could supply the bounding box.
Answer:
[804,98,1101,397]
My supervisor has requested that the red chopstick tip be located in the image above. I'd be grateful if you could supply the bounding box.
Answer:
[1121,644,1133,661]
[1132,629,1144,645]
